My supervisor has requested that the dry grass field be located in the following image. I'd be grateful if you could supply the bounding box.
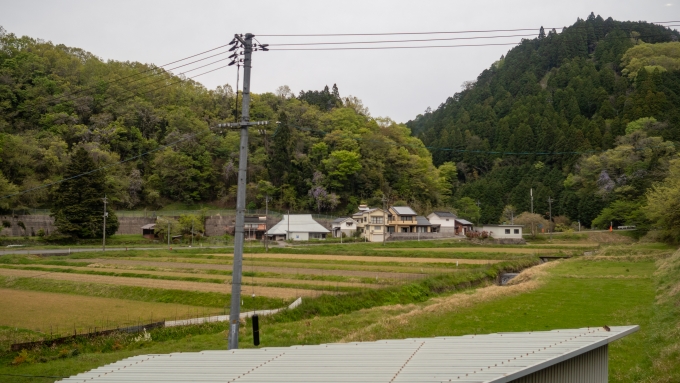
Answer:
[0,288,214,334]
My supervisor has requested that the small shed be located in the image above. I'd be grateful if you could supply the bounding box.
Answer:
[266,214,330,241]
[454,218,474,235]
[141,223,157,239]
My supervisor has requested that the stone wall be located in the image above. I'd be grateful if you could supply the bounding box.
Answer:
[0,215,56,237]
[116,217,156,235]
[386,232,458,241]
[0,215,154,237]
[0,214,336,237]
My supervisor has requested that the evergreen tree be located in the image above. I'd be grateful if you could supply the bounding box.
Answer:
[51,147,119,238]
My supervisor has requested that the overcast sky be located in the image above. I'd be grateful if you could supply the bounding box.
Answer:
[0,0,676,123]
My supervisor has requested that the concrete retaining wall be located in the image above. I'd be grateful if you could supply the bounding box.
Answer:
[0,214,336,238]
[387,232,458,241]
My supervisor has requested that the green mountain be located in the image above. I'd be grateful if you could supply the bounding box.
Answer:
[0,26,440,214]
[406,14,680,227]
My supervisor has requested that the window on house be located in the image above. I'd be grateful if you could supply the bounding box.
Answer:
[371,217,384,224]
[514,229,520,234]
[346,222,353,227]
[400,216,412,222]
[505,229,510,234]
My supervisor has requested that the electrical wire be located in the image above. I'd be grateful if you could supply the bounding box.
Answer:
[291,125,667,156]
[269,42,522,51]
[0,64,231,201]
[258,21,680,37]
[267,33,538,46]
[267,30,680,51]
[24,44,232,111]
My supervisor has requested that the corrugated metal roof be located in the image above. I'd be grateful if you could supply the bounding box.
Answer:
[59,326,637,383]
[140,224,156,230]
[392,206,417,215]
[266,214,330,235]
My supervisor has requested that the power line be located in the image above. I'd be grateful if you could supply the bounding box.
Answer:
[269,42,522,51]
[19,44,231,112]
[291,125,667,156]
[258,21,680,37]
[267,30,680,51]
[267,33,538,46]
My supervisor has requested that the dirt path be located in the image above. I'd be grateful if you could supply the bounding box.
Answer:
[212,253,500,264]
[64,259,427,279]
[340,260,562,342]
[0,268,321,299]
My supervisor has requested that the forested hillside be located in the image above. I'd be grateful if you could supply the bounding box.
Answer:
[2,15,680,241]
[407,14,680,229]
[0,26,440,214]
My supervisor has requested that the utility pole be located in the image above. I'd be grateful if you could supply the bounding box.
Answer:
[264,195,269,252]
[102,195,108,252]
[227,33,253,351]
[167,222,170,246]
[191,219,194,247]
[382,195,387,245]
[476,200,481,226]
[548,197,554,241]
[530,188,534,214]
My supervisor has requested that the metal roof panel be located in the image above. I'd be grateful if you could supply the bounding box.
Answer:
[59,326,637,383]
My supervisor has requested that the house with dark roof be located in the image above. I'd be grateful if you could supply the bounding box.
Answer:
[427,211,457,234]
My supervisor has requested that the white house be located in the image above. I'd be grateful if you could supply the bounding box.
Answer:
[427,211,457,234]
[331,217,358,238]
[477,224,523,239]
[266,214,330,241]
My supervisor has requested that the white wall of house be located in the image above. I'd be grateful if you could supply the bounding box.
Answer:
[479,225,523,239]
[290,232,309,241]
[427,214,457,233]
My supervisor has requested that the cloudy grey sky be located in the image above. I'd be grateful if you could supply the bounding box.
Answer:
[0,0,676,122]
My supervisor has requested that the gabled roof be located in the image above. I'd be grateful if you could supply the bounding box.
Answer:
[391,206,417,215]
[59,326,639,383]
[141,223,156,230]
[432,211,456,218]
[455,218,474,225]
[266,214,330,235]
[415,216,431,226]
